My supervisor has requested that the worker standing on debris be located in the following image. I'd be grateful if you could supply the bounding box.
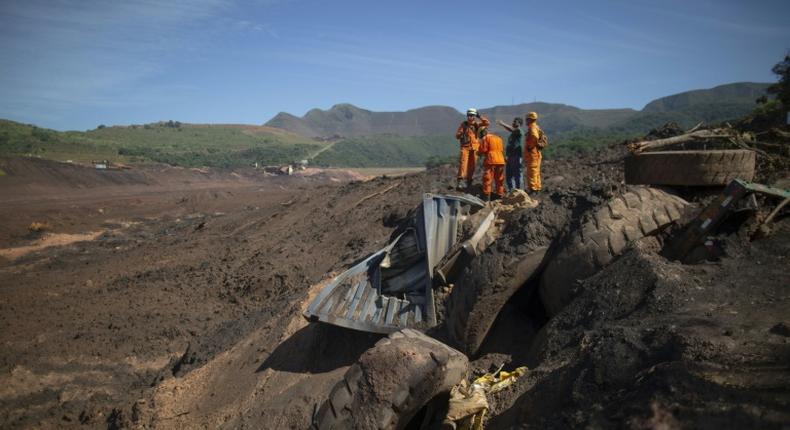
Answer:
[477,128,505,201]
[455,108,489,190]
[524,112,542,193]
[497,117,523,191]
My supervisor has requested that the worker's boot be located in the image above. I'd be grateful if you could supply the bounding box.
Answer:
[493,194,503,201]
[483,194,491,203]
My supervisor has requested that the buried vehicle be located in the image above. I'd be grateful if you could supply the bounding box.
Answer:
[303,188,688,350]
[306,187,692,429]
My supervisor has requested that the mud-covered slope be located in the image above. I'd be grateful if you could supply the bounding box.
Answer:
[1,132,787,429]
[487,229,790,428]
[0,166,452,428]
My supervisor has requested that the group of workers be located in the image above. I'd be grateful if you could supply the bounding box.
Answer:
[454,108,543,201]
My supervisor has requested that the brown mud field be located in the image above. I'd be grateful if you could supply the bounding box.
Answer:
[0,138,788,429]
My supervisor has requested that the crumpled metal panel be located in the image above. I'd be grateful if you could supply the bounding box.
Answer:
[303,193,485,334]
[421,193,484,278]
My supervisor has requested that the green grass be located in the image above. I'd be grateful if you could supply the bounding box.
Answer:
[312,134,459,167]
[0,120,324,168]
[545,128,637,157]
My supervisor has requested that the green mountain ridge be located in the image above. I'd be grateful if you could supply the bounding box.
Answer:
[265,82,770,139]
[642,82,769,112]
[0,82,772,168]
[267,104,462,138]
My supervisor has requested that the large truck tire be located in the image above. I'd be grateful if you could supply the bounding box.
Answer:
[313,329,468,430]
[539,187,689,316]
[443,246,549,357]
[625,150,755,186]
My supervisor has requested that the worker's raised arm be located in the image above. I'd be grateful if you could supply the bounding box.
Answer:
[497,119,514,132]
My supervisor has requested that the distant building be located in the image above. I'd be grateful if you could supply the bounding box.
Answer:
[92,159,111,170]
[263,164,294,175]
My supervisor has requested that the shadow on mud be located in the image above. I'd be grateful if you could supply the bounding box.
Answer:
[257,323,383,374]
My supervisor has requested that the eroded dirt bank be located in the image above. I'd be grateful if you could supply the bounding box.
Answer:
[0,139,788,429]
[0,156,444,428]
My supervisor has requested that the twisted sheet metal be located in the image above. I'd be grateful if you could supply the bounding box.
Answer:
[303,193,484,334]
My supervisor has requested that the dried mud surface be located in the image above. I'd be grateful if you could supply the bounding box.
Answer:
[0,135,788,430]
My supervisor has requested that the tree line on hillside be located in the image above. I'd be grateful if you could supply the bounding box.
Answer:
[753,54,790,122]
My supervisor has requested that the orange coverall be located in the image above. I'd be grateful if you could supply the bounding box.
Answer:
[479,133,505,197]
[455,117,490,184]
[524,123,542,191]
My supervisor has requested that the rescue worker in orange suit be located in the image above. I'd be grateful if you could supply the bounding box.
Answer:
[524,111,542,193]
[477,127,505,201]
[454,108,489,190]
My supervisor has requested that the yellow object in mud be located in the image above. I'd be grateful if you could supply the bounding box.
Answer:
[445,366,528,429]
[474,366,527,393]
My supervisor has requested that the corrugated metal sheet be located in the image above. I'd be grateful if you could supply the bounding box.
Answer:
[303,193,485,334]
[421,194,484,278]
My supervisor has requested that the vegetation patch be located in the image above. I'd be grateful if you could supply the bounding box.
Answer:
[312,135,458,167]
[0,120,322,168]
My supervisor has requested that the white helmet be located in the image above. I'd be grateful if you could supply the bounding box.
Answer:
[466,108,478,116]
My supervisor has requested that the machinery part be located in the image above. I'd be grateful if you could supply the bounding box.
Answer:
[763,197,789,225]
[624,150,755,186]
[540,187,689,316]
[443,246,549,356]
[313,329,468,430]
[667,179,790,260]
[434,209,498,286]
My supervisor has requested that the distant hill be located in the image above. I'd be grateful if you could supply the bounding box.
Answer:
[266,101,642,139]
[0,82,772,169]
[267,104,461,138]
[0,120,323,168]
[479,103,639,133]
[265,82,770,140]
[642,82,770,112]
[261,82,771,165]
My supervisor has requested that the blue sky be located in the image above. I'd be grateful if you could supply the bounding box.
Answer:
[1,0,788,131]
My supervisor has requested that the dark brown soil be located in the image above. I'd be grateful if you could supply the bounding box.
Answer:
[0,133,788,430]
